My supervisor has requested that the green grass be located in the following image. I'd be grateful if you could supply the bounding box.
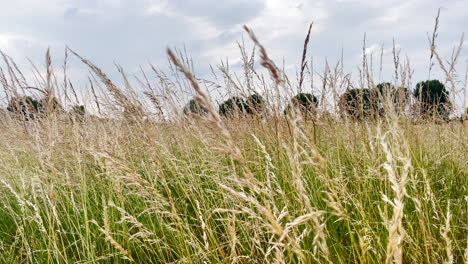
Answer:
[0,16,467,262]
[0,117,466,263]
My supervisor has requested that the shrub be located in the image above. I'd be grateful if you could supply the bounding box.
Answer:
[376,82,410,114]
[413,80,451,120]
[6,96,43,120]
[245,94,265,115]
[218,96,248,117]
[7,95,65,120]
[69,105,86,121]
[36,97,64,117]
[183,99,208,116]
[339,88,381,120]
[284,93,318,118]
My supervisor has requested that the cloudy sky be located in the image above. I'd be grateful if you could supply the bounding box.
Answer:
[0,0,467,107]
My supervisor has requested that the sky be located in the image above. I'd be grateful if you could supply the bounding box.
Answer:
[0,0,467,109]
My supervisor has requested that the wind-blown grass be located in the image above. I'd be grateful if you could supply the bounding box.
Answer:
[0,115,466,263]
[0,13,467,263]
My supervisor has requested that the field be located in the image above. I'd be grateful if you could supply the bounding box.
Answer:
[0,25,467,263]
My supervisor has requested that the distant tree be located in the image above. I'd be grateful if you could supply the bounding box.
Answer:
[245,94,265,115]
[70,105,86,121]
[339,88,380,120]
[71,105,85,115]
[376,82,410,114]
[7,95,65,120]
[183,99,208,116]
[375,82,393,96]
[218,96,248,117]
[38,96,64,115]
[413,80,451,120]
[285,93,319,119]
[7,96,43,120]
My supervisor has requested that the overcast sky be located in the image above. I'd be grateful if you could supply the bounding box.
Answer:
[0,0,467,108]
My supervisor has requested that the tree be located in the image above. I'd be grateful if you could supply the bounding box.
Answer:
[71,105,86,115]
[339,88,380,120]
[245,94,265,115]
[39,96,64,115]
[183,99,208,116]
[376,82,410,114]
[218,96,248,117]
[413,80,451,120]
[7,96,43,120]
[285,93,318,119]
[70,105,86,121]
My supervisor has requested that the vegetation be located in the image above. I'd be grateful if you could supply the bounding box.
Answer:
[218,96,249,117]
[339,83,411,120]
[285,93,318,118]
[183,99,208,116]
[246,93,265,115]
[339,88,380,119]
[0,17,466,264]
[6,96,43,120]
[376,82,410,114]
[6,95,64,120]
[70,105,86,116]
[69,105,86,121]
[414,80,451,120]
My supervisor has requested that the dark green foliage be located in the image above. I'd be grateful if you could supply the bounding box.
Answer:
[183,99,208,116]
[6,96,64,120]
[71,105,86,115]
[339,88,380,119]
[218,96,248,117]
[39,97,64,114]
[291,93,318,111]
[70,105,86,121]
[413,80,451,119]
[376,82,394,97]
[7,96,43,120]
[376,82,410,114]
[245,94,265,115]
[284,93,318,118]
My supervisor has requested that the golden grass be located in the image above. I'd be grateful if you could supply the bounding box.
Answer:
[0,13,467,263]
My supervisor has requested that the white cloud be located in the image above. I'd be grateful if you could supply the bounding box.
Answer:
[185,17,222,40]
[0,33,30,48]
[202,42,242,66]
[0,0,465,110]
[244,0,328,42]
[377,2,413,25]
[0,33,49,59]
[364,44,381,56]
[145,0,172,16]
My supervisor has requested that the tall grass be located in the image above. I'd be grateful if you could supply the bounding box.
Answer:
[0,16,467,263]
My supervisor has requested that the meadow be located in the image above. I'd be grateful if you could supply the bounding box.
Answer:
[0,22,466,263]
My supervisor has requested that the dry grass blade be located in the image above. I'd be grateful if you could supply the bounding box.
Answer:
[0,10,465,264]
[243,25,283,85]
[429,8,440,64]
[67,47,144,117]
[45,48,56,114]
[299,22,313,93]
[167,47,256,183]
[379,122,411,264]
[440,202,453,264]
[166,48,219,123]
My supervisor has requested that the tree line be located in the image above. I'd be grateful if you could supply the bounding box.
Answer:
[3,95,85,121]
[184,79,457,121]
[2,79,459,122]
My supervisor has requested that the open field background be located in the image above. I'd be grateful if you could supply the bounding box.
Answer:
[0,18,467,263]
